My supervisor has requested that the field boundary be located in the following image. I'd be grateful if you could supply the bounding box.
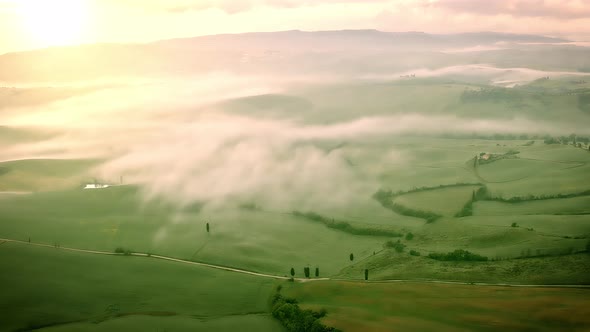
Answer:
[1,237,589,288]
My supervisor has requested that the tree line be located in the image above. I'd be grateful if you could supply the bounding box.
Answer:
[544,133,590,148]
[271,286,341,332]
[291,267,320,278]
[292,211,403,237]
[487,189,590,203]
[455,187,488,218]
[374,183,483,198]
[427,249,488,262]
[372,184,483,223]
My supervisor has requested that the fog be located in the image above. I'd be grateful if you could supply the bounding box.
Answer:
[366,64,590,86]
[2,68,589,211]
[0,32,588,211]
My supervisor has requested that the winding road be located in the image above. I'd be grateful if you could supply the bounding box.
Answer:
[0,238,325,282]
[1,237,588,288]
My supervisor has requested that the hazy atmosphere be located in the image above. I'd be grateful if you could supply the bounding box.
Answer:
[1,0,590,53]
[1,1,590,332]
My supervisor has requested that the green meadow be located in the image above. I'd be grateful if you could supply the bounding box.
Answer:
[0,242,284,332]
[0,158,100,192]
[281,280,590,332]
[0,186,386,277]
[1,72,590,331]
[393,185,480,216]
[474,196,590,216]
[1,139,588,282]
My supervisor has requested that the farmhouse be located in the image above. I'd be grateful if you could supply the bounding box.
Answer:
[84,184,110,189]
[478,153,491,160]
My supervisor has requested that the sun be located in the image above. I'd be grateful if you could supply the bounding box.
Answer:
[17,0,91,47]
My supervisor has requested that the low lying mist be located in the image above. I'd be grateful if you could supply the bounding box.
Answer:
[1,69,589,211]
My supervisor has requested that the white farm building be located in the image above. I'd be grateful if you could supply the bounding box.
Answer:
[84,184,110,189]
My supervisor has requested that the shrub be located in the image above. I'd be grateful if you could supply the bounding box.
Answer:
[488,190,590,203]
[372,184,484,223]
[474,186,489,200]
[409,250,421,256]
[390,203,441,223]
[427,249,488,261]
[292,211,402,237]
[271,288,340,332]
[239,202,261,211]
[455,200,473,217]
[114,247,133,255]
[405,232,414,241]
[385,240,406,253]
[511,222,518,228]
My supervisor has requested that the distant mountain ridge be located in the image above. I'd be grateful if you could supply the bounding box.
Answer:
[2,30,568,57]
[151,29,567,51]
[0,30,577,82]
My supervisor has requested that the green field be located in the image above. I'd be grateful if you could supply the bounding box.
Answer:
[42,315,282,332]
[474,196,590,216]
[337,247,590,284]
[393,185,480,216]
[0,186,386,277]
[0,158,100,192]
[1,139,589,279]
[0,242,284,332]
[1,69,590,331]
[281,280,590,332]
[460,215,590,237]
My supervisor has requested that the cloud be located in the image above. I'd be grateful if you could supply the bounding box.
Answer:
[117,0,388,14]
[426,0,590,19]
[159,0,590,19]
[363,64,590,87]
[91,108,589,212]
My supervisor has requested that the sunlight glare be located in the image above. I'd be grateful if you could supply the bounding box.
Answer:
[17,0,91,47]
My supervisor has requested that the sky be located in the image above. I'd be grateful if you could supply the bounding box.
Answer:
[0,0,589,54]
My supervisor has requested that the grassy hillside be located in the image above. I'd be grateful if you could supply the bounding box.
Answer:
[0,186,387,277]
[2,32,590,332]
[0,126,56,145]
[282,280,590,332]
[0,242,283,332]
[393,185,480,216]
[43,315,282,332]
[285,79,590,124]
[0,158,100,192]
[474,196,590,216]
[2,139,588,279]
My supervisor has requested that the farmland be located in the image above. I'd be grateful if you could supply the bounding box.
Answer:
[0,241,284,332]
[1,138,588,279]
[1,30,590,331]
[281,280,590,332]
